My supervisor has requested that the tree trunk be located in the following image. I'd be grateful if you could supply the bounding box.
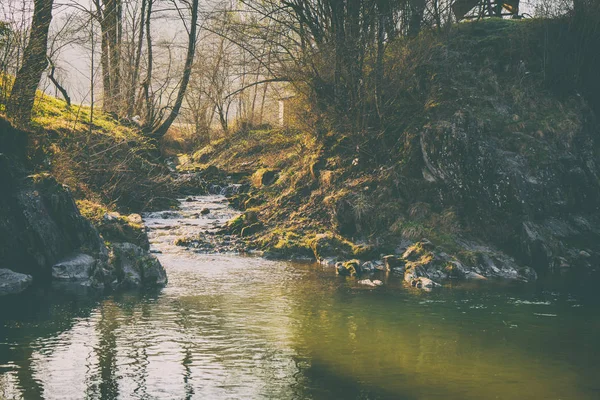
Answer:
[142,0,154,128]
[94,0,122,115]
[151,0,199,137]
[127,0,146,117]
[6,0,54,125]
[107,0,122,113]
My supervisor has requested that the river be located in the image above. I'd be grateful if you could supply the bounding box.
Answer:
[0,195,599,399]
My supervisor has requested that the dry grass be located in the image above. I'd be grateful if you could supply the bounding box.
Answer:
[1,80,176,212]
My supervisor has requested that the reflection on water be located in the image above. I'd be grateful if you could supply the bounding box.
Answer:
[1,196,599,399]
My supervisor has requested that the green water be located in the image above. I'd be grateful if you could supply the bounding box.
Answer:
[0,196,599,399]
[1,256,599,400]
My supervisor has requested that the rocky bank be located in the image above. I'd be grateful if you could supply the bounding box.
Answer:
[0,118,166,296]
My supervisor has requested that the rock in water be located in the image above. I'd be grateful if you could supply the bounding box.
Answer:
[336,259,361,276]
[111,243,167,288]
[0,269,33,296]
[52,253,97,282]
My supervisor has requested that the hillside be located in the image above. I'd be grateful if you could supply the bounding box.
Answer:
[1,79,178,216]
[177,18,600,282]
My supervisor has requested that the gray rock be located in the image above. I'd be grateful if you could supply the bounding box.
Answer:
[111,243,167,288]
[52,254,96,281]
[0,269,33,296]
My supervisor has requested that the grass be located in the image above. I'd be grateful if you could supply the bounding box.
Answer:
[1,78,176,213]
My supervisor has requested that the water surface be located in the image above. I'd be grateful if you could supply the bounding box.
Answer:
[0,195,599,399]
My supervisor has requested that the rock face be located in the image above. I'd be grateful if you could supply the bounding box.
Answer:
[0,162,107,278]
[0,269,33,296]
[419,110,600,276]
[1,118,107,280]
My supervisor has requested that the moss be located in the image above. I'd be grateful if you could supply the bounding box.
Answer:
[338,259,361,277]
[251,168,279,187]
[225,209,262,235]
[307,232,354,260]
[76,199,109,225]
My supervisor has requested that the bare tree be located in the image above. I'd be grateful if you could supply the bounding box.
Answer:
[6,0,54,125]
[150,0,200,138]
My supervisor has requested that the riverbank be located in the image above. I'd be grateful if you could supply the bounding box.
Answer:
[0,113,168,295]
[174,18,600,288]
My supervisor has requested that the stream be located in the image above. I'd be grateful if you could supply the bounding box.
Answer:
[1,195,599,399]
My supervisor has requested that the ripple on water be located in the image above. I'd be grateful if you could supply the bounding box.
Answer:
[1,195,599,400]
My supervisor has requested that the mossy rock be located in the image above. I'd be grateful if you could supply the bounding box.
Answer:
[336,259,361,276]
[308,232,354,260]
[243,195,265,209]
[192,145,216,163]
[251,168,279,187]
[352,244,377,259]
[241,222,264,237]
[225,210,261,235]
[98,213,150,250]
[256,229,314,259]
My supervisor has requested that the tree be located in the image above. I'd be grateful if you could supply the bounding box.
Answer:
[91,0,123,114]
[150,0,199,138]
[6,0,55,125]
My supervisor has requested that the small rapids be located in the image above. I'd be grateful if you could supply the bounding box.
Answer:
[143,194,241,255]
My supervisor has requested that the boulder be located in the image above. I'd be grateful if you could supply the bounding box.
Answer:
[52,253,97,282]
[0,134,108,279]
[111,243,167,288]
[336,259,361,276]
[0,269,33,296]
